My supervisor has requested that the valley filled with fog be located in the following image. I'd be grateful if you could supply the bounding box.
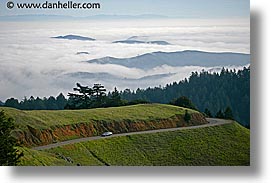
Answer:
[0,19,250,101]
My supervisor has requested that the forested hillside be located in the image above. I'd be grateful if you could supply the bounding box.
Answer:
[121,67,250,127]
[2,67,250,127]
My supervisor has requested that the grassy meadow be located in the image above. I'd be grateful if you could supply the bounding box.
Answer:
[19,122,250,166]
[0,104,198,130]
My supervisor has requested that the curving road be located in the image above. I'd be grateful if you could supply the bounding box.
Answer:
[32,118,233,151]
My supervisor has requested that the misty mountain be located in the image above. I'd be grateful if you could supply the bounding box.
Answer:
[87,50,250,70]
[76,52,90,55]
[66,72,175,81]
[0,15,72,21]
[113,35,171,45]
[0,14,169,22]
[67,72,120,80]
[90,14,168,19]
[52,35,95,41]
[113,40,170,45]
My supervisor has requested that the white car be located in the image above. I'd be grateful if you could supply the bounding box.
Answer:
[101,132,113,137]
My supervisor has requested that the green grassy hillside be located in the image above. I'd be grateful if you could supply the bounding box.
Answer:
[19,122,250,166]
[17,147,71,166]
[0,104,198,130]
[1,104,206,147]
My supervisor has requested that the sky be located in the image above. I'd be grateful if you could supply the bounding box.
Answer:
[0,0,250,18]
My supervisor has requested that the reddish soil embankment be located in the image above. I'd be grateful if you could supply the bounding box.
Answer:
[14,113,207,147]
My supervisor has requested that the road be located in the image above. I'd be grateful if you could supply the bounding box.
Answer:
[32,118,233,151]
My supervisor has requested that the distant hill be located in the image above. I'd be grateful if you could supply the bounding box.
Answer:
[113,35,171,45]
[113,40,171,45]
[0,14,169,22]
[76,52,90,55]
[87,50,250,70]
[52,35,95,41]
[66,72,175,81]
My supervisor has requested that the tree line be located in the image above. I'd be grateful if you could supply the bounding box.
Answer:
[3,93,67,110]
[1,84,148,110]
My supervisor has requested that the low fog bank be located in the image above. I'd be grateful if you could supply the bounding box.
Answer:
[0,19,250,101]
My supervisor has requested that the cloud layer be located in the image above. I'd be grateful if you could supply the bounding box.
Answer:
[0,19,250,101]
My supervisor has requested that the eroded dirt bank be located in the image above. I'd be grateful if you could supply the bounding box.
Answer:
[14,113,207,147]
